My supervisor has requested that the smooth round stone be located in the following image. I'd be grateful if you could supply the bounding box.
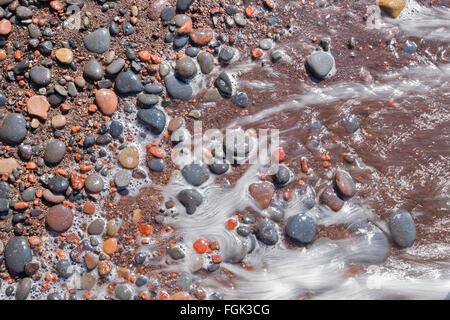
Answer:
[18,144,32,160]
[320,185,344,212]
[0,181,10,199]
[159,62,171,77]
[197,51,214,74]
[48,175,69,193]
[137,109,166,134]
[95,89,118,115]
[208,162,229,175]
[85,174,104,193]
[39,41,53,56]
[389,209,416,248]
[167,117,184,132]
[160,6,175,21]
[5,236,32,274]
[87,219,105,235]
[341,114,359,133]
[168,246,185,260]
[249,182,275,209]
[44,140,66,166]
[334,170,356,198]
[165,75,192,101]
[0,158,18,175]
[256,219,279,245]
[174,34,189,48]
[190,28,213,46]
[144,84,163,95]
[115,71,143,94]
[47,204,73,232]
[135,275,148,287]
[219,46,235,63]
[271,50,283,62]
[0,19,11,35]
[83,60,104,81]
[185,46,200,57]
[403,40,417,54]
[181,163,210,186]
[305,51,335,79]
[176,56,197,79]
[109,120,123,138]
[137,93,159,106]
[296,184,316,210]
[176,0,194,12]
[81,272,97,290]
[22,187,36,202]
[106,58,125,75]
[177,188,203,214]
[16,6,33,19]
[273,165,291,186]
[259,38,273,50]
[84,28,111,54]
[51,115,66,129]
[174,14,191,27]
[55,48,74,64]
[29,66,51,86]
[0,113,27,145]
[0,198,9,212]
[286,214,316,244]
[106,221,118,236]
[115,283,133,300]
[214,71,233,97]
[118,146,140,168]
[114,170,131,188]
[56,259,74,279]
[122,23,135,36]
[231,92,248,108]
[15,277,31,300]
[234,13,246,27]
[148,158,165,172]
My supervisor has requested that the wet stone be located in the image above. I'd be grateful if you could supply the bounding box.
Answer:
[176,56,197,79]
[174,34,189,48]
[0,113,27,146]
[403,40,417,54]
[334,170,356,198]
[219,46,235,63]
[232,92,248,108]
[144,84,164,95]
[114,170,131,188]
[84,174,104,193]
[84,28,111,54]
[186,46,200,57]
[81,272,97,290]
[197,51,214,74]
[118,146,140,169]
[341,114,359,133]
[15,277,31,300]
[305,51,335,79]
[168,246,185,260]
[256,219,279,245]
[55,48,74,64]
[259,38,273,50]
[87,219,105,235]
[285,214,316,244]
[181,163,210,186]
[190,29,213,46]
[83,60,104,81]
[389,209,416,248]
[165,75,193,101]
[109,120,123,138]
[271,50,283,62]
[249,182,275,209]
[135,276,148,287]
[137,109,166,134]
[178,189,203,214]
[208,162,229,175]
[29,66,51,87]
[273,165,291,186]
[115,71,143,94]
[95,89,118,115]
[5,236,32,274]
[44,140,66,166]
[214,71,233,97]
[46,204,73,232]
[56,259,74,278]
[115,283,133,300]
[48,175,69,194]
[137,93,159,107]
[42,189,65,204]
[106,59,125,75]
[22,187,36,202]
[148,158,165,172]
[320,185,344,212]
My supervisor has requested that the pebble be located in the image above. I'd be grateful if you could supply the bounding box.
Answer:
[115,283,133,300]
[232,92,248,108]
[44,140,66,166]
[389,209,416,248]
[219,46,235,63]
[56,259,74,279]
[137,109,166,134]
[176,0,194,12]
[259,39,273,50]
[341,114,359,133]
[305,51,335,79]
[0,19,12,35]
[148,158,165,172]
[181,163,210,186]
[177,189,203,214]
[190,29,213,46]
[320,185,344,212]
[42,189,65,203]
[22,187,36,202]
[87,219,105,235]
[285,214,316,244]
[215,71,233,97]
[378,0,406,19]
[0,113,27,145]
[403,40,417,54]
[271,50,283,62]
[84,28,111,54]
[208,162,229,175]
[168,246,185,260]
[84,174,104,193]
[29,66,51,87]
[46,204,73,232]
[144,84,164,95]
[81,272,97,290]
[176,56,197,79]
[27,95,50,120]
[103,238,118,255]
[15,277,31,300]
[273,165,291,186]
[197,51,214,74]
[160,6,175,21]
[114,170,131,188]
[249,182,274,209]
[256,219,279,245]
[115,70,143,94]
[106,220,118,236]
[0,158,18,174]
[55,48,74,64]
[167,117,184,132]
[16,6,33,19]
[137,93,159,106]
[95,89,118,115]
[234,13,247,27]
[83,60,104,81]
[334,170,356,198]
[51,115,66,129]
[165,75,193,101]
[84,253,98,270]
[186,46,200,57]
[109,120,123,138]
[5,236,32,274]
[118,146,140,169]
[106,58,125,75]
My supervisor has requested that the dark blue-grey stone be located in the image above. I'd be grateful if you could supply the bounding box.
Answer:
[5,236,32,274]
[48,175,69,194]
[174,34,189,48]
[0,113,27,146]
[122,23,135,36]
[56,259,74,279]
[106,59,125,75]
[135,275,148,287]
[214,71,233,97]
[84,28,111,54]
[0,181,10,198]
[273,165,291,186]
[161,6,175,21]
[285,214,316,244]
[208,162,229,175]
[185,46,200,57]
[148,158,165,172]
[197,51,214,74]
[177,188,203,214]
[403,40,417,55]
[232,92,248,108]
[218,46,235,63]
[109,120,123,138]
[115,71,143,94]
[144,84,163,95]
[0,198,9,212]
[176,0,195,12]
[389,209,416,248]
[165,75,192,101]
[22,187,36,202]
[44,140,66,166]
[83,60,104,81]
[137,93,159,107]
[305,51,334,79]
[137,109,166,134]
[341,114,359,133]
[181,163,209,186]
[256,219,279,245]
[29,66,51,86]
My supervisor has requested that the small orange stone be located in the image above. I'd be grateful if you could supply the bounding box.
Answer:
[211,254,222,264]
[103,238,118,255]
[193,238,209,254]
[149,146,165,158]
[226,218,238,230]
[14,202,29,210]
[138,50,151,62]
[138,223,153,236]
[83,202,95,215]
[252,48,263,58]
[274,147,285,162]
[178,20,192,35]
[245,6,254,17]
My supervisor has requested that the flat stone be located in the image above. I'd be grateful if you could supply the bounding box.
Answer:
[334,170,356,198]
[87,219,105,235]
[137,109,166,134]
[118,146,140,169]
[389,209,416,248]
[29,66,51,86]
[84,174,104,193]
[208,162,229,175]
[95,89,118,115]
[305,51,334,79]
[44,140,66,166]
[80,272,97,290]
[0,113,27,145]
[115,71,143,94]
[165,75,192,100]
[27,95,50,120]
[177,189,203,214]
[0,158,18,174]
[167,117,184,132]
[114,170,131,188]
[249,182,274,209]
[181,163,210,186]
[0,19,12,35]
[46,204,73,232]
[5,237,32,274]
[160,6,175,21]
[137,93,159,107]
[84,28,111,54]
[285,214,316,244]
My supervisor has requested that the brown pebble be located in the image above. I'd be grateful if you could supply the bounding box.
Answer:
[103,238,117,255]
[46,204,73,233]
[95,88,118,115]
[27,95,50,120]
[0,19,12,35]
[83,202,96,215]
[248,182,275,209]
